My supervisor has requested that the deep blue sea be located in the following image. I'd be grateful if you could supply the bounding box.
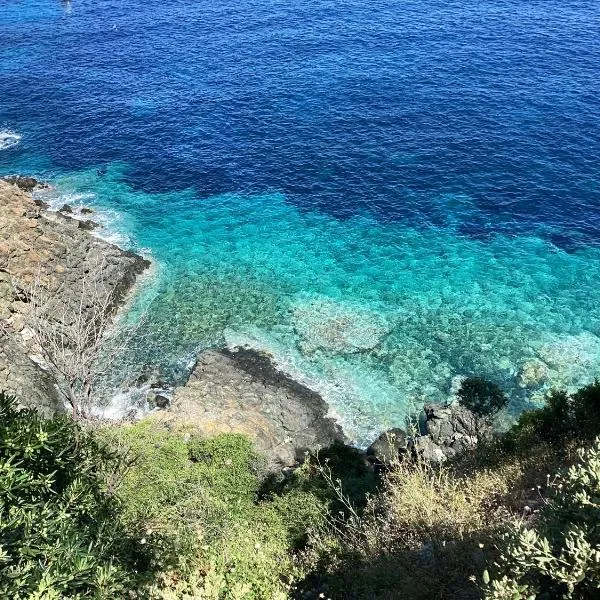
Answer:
[1,0,600,442]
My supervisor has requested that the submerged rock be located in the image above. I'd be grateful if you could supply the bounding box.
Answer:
[518,359,549,387]
[291,295,393,354]
[164,347,345,470]
[538,332,600,369]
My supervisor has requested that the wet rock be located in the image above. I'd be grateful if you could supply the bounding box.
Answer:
[81,207,94,215]
[59,204,74,214]
[366,428,408,467]
[163,347,345,471]
[147,390,170,409]
[77,219,98,231]
[2,175,48,193]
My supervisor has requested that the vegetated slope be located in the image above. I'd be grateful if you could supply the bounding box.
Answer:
[1,382,600,599]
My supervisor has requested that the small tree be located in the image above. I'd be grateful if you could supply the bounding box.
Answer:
[18,258,139,420]
[458,377,508,420]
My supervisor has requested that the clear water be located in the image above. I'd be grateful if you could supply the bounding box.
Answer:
[1,0,599,443]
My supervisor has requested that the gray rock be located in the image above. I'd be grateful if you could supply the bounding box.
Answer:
[366,428,408,467]
[0,179,150,415]
[419,401,489,461]
[411,435,447,465]
[147,391,170,409]
[1,175,48,193]
[0,335,63,417]
[77,219,98,231]
[164,347,345,471]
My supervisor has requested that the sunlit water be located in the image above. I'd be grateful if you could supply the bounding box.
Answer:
[1,0,599,443]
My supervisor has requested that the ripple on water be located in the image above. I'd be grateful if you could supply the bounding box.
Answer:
[49,166,600,445]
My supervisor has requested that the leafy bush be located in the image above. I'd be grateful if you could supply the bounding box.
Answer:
[458,378,509,419]
[502,381,600,455]
[98,419,327,599]
[0,392,149,599]
[485,439,600,599]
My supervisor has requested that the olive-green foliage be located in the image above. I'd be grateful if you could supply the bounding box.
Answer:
[98,420,327,599]
[0,392,149,599]
[458,377,509,419]
[485,439,600,599]
[302,382,600,599]
[503,381,600,454]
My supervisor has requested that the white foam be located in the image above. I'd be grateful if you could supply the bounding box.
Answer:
[36,186,136,249]
[0,130,21,151]
[91,385,151,421]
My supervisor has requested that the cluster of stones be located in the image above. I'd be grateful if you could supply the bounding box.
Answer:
[366,401,487,469]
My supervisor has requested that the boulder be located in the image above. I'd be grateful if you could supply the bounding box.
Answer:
[147,390,170,409]
[411,435,448,465]
[420,402,487,461]
[2,175,48,193]
[366,428,408,467]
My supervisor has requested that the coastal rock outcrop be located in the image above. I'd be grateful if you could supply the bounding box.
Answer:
[367,401,487,467]
[366,428,408,468]
[1,175,48,193]
[162,347,345,470]
[0,179,149,414]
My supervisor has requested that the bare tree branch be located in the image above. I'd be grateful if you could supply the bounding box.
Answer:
[16,255,142,420]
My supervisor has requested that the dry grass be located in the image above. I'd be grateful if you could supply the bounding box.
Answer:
[301,437,593,600]
[303,456,542,599]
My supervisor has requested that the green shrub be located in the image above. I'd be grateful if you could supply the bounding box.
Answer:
[0,392,149,599]
[458,378,509,419]
[98,419,327,599]
[502,381,600,455]
[485,439,600,599]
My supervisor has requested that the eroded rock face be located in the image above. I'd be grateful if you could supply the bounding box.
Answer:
[420,402,487,462]
[1,175,48,193]
[164,348,345,470]
[0,335,63,417]
[0,179,149,414]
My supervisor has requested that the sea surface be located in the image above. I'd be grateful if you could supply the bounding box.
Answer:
[1,0,599,443]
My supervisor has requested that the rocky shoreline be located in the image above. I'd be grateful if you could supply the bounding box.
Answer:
[0,176,149,415]
[0,175,483,471]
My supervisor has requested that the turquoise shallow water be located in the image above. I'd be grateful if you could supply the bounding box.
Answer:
[2,0,600,443]
[37,164,600,444]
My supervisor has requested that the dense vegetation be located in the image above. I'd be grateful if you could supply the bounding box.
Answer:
[1,381,600,599]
